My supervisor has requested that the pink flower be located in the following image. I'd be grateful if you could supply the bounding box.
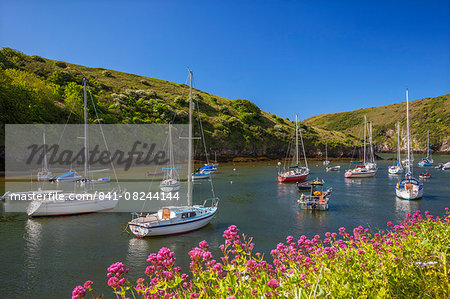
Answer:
[267,279,279,289]
[199,240,209,250]
[107,277,119,289]
[83,280,93,290]
[136,278,145,285]
[72,285,86,299]
[252,289,258,295]
[286,235,294,244]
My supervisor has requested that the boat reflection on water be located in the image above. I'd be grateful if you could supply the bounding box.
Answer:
[125,238,151,270]
[23,219,43,283]
[394,196,421,220]
[295,209,329,232]
[344,177,363,186]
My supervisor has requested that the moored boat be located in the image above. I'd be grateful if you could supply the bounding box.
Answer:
[418,172,431,179]
[278,114,310,183]
[297,179,324,191]
[388,122,404,175]
[396,89,423,200]
[345,115,376,178]
[345,165,377,178]
[128,70,219,238]
[326,165,341,172]
[297,181,332,210]
[27,78,121,216]
[418,130,433,167]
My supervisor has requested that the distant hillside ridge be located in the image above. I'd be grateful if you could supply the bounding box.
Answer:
[0,47,363,160]
[303,94,450,153]
[1,47,448,162]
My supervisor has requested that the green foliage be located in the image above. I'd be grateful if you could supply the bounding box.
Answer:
[54,61,67,68]
[232,98,261,115]
[218,106,230,115]
[31,55,45,63]
[75,210,450,299]
[174,96,189,107]
[102,70,114,77]
[63,82,84,117]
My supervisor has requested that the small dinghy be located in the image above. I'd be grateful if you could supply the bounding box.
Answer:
[297,179,324,191]
[418,172,431,179]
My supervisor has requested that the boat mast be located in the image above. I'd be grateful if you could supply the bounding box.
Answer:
[370,121,374,163]
[83,77,88,192]
[168,124,174,177]
[187,71,193,206]
[295,114,299,167]
[43,132,48,171]
[298,117,308,169]
[427,130,430,158]
[325,143,328,161]
[397,122,401,166]
[406,89,411,174]
[363,114,367,164]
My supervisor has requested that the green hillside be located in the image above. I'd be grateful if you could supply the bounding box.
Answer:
[304,94,450,153]
[1,47,448,161]
[0,48,360,160]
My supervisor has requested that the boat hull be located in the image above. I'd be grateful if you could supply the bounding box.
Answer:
[27,197,118,217]
[396,188,423,200]
[388,166,403,174]
[344,169,376,178]
[278,174,308,183]
[128,207,217,237]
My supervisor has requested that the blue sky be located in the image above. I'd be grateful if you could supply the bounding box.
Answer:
[1,1,449,120]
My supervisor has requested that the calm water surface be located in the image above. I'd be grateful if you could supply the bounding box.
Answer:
[1,157,449,298]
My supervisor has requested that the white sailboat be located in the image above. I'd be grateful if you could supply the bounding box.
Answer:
[396,89,423,200]
[345,115,377,178]
[160,124,181,192]
[37,132,53,181]
[27,78,120,216]
[128,70,219,237]
[364,121,377,171]
[323,143,330,165]
[418,130,433,166]
[388,122,404,174]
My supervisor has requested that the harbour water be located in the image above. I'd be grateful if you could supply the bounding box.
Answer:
[1,157,449,298]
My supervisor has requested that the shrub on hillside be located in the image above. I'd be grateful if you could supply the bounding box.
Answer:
[55,61,67,68]
[31,55,45,63]
[232,98,261,115]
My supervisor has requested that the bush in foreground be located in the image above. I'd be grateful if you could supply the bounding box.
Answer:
[73,209,449,298]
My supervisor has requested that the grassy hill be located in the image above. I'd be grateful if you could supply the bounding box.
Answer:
[304,94,450,153]
[1,47,448,162]
[0,48,360,161]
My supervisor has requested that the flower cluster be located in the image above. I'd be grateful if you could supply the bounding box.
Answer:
[73,209,449,298]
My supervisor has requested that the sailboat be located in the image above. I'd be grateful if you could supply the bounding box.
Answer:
[396,89,423,200]
[128,70,219,237]
[345,115,377,178]
[192,103,217,178]
[51,170,83,182]
[278,114,310,183]
[37,132,53,181]
[364,121,377,170]
[388,122,404,174]
[27,78,120,216]
[418,130,433,166]
[160,124,181,192]
[323,143,330,165]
